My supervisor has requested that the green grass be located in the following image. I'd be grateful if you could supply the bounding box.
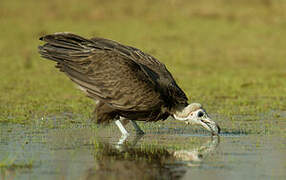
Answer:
[0,0,286,130]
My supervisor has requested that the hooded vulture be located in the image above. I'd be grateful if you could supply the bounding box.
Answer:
[38,33,220,136]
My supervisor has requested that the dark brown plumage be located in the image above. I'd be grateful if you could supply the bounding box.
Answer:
[38,33,188,124]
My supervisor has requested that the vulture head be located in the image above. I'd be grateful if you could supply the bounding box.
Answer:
[174,103,220,135]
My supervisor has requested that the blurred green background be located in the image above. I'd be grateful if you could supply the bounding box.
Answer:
[0,0,285,124]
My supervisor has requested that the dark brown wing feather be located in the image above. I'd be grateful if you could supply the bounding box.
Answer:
[90,37,188,107]
[38,33,188,113]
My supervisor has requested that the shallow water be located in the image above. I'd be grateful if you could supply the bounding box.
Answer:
[0,116,286,180]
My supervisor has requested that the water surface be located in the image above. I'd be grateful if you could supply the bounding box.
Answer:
[0,115,286,180]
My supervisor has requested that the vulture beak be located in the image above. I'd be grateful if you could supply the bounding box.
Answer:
[199,117,221,135]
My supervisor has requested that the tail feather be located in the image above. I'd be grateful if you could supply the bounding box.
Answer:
[39,32,95,51]
[38,32,96,71]
[39,45,90,63]
[39,33,107,99]
[38,33,95,61]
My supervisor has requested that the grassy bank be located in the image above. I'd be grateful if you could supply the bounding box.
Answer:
[0,0,285,127]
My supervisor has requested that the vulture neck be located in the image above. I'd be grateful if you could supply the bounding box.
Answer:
[173,104,190,121]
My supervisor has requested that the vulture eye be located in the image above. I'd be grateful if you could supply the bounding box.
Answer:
[198,111,204,118]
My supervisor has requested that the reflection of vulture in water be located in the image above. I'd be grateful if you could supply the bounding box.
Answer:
[83,137,219,180]
[39,33,220,135]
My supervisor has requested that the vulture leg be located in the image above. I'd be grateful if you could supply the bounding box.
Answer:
[130,134,144,146]
[117,133,129,146]
[115,133,144,150]
[115,133,129,150]
[115,120,129,136]
[130,120,145,135]
[119,117,145,135]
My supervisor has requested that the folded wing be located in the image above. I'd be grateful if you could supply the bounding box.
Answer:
[39,33,168,111]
